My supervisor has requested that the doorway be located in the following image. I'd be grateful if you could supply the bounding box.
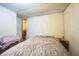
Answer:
[21,16,27,41]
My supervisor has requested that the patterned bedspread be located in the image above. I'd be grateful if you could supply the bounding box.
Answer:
[1,36,69,56]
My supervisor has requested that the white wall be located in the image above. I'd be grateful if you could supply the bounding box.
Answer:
[0,5,17,37]
[17,17,22,37]
[64,4,79,55]
[27,13,64,38]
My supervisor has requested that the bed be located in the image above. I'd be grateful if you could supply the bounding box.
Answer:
[0,36,69,56]
[0,36,21,54]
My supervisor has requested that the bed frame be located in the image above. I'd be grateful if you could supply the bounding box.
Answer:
[58,38,69,51]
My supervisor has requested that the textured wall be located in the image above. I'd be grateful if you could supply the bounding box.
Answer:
[27,13,64,38]
[64,4,79,55]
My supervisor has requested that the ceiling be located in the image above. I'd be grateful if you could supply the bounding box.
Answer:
[0,3,70,18]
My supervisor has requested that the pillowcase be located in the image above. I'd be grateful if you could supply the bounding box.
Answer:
[0,37,3,45]
[0,36,20,44]
[33,35,55,38]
